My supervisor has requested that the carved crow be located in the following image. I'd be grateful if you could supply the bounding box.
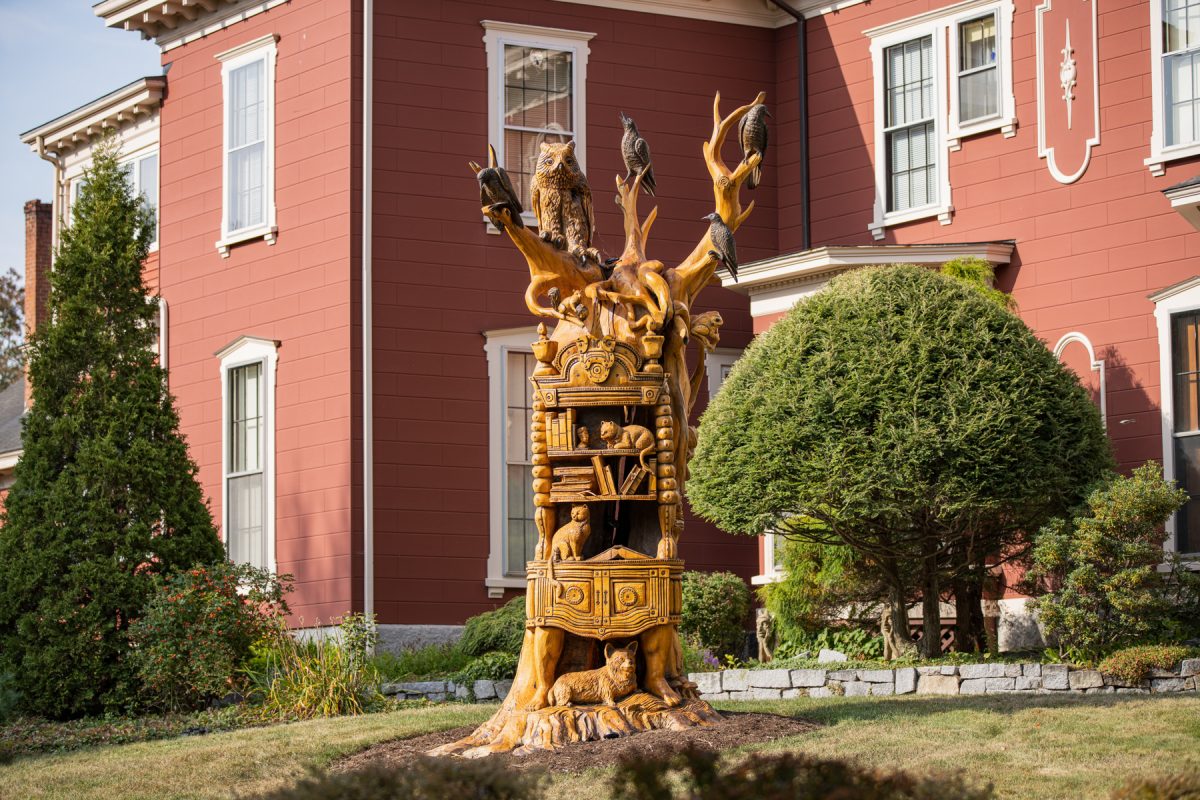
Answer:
[470,144,524,231]
[738,103,771,190]
[703,212,738,282]
[620,113,656,197]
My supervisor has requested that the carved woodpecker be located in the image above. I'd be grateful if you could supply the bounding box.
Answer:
[620,112,657,196]
[738,103,771,190]
[703,212,738,282]
[469,144,524,231]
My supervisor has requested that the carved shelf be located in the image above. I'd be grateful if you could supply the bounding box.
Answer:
[547,493,657,503]
[526,552,683,639]
[547,448,644,459]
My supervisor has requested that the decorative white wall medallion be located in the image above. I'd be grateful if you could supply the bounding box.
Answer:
[1036,0,1099,183]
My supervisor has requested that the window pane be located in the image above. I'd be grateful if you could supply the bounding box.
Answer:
[230,362,263,472]
[960,67,999,122]
[503,349,536,577]
[503,45,573,130]
[1173,313,1200,432]
[139,154,158,237]
[229,141,265,231]
[228,472,266,569]
[884,36,933,128]
[230,60,265,149]
[886,121,935,212]
[960,15,997,71]
[771,534,786,571]
[1175,435,1200,553]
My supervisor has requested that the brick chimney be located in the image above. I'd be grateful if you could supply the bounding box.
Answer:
[24,200,52,406]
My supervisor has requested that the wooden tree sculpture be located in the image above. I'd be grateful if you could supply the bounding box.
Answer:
[435,92,766,757]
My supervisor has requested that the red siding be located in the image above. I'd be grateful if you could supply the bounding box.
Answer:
[158,0,359,623]
[371,1,765,624]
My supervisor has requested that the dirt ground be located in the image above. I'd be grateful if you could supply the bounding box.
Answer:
[334,711,818,774]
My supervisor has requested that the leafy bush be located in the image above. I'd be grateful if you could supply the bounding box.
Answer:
[776,625,885,661]
[761,536,883,640]
[940,256,1016,311]
[610,744,995,800]
[453,651,519,685]
[681,571,751,659]
[254,759,545,800]
[1110,773,1200,799]
[1027,464,1189,662]
[127,562,290,712]
[0,143,225,719]
[372,644,473,682]
[251,614,384,720]
[458,596,526,658]
[0,671,19,724]
[1098,645,1196,686]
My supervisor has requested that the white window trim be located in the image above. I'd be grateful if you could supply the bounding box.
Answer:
[705,348,742,402]
[128,149,159,251]
[482,20,594,232]
[1152,278,1200,559]
[216,34,279,257]
[752,533,787,585]
[484,326,539,592]
[1052,331,1105,429]
[1147,0,1200,176]
[868,21,953,240]
[217,335,279,572]
[63,145,159,251]
[946,0,1017,150]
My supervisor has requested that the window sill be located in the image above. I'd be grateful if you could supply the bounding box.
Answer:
[486,576,526,589]
[483,212,538,235]
[750,572,784,585]
[869,203,953,240]
[1146,141,1200,177]
[948,116,1017,151]
[216,224,278,257]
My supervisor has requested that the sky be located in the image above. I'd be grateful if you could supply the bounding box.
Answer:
[0,1,161,276]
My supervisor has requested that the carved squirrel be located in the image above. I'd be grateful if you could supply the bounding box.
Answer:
[599,420,655,472]
[548,642,639,707]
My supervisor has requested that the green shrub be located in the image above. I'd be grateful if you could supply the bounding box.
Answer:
[251,613,384,720]
[372,644,473,682]
[940,256,1016,311]
[454,651,519,685]
[0,671,19,724]
[1110,773,1200,799]
[610,744,995,800]
[681,571,751,659]
[775,625,885,661]
[127,562,290,712]
[1027,464,1189,662]
[761,536,883,640]
[458,596,526,658]
[254,759,545,800]
[1098,645,1196,686]
[0,143,224,718]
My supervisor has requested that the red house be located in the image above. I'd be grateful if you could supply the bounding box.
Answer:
[17,0,1200,650]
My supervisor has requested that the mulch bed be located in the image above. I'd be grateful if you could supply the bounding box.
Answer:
[333,711,819,774]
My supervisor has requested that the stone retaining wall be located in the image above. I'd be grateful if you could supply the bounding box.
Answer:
[378,660,1200,703]
[689,659,1200,700]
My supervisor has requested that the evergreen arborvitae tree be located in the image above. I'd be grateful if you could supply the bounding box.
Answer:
[0,142,222,718]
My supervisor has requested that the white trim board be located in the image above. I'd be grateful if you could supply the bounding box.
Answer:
[1052,331,1106,429]
[550,0,868,27]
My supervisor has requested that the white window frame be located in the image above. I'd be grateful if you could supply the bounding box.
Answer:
[947,0,1016,150]
[1152,278,1200,560]
[705,348,742,402]
[484,326,539,593]
[1148,0,1200,176]
[217,335,279,572]
[482,20,594,231]
[128,150,159,251]
[64,147,159,251]
[752,533,789,586]
[868,22,952,240]
[216,34,278,256]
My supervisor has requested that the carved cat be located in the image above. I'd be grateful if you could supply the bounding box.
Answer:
[599,420,655,472]
[548,642,639,707]
[547,505,590,598]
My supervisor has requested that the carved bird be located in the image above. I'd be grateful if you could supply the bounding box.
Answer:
[703,212,738,282]
[469,144,523,231]
[738,103,771,190]
[530,140,598,262]
[620,112,656,196]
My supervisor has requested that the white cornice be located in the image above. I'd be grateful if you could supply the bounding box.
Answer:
[722,242,1016,292]
[0,449,21,472]
[1164,182,1200,233]
[95,0,289,51]
[19,76,164,157]
[548,0,867,27]
[481,20,596,42]
[214,334,281,359]
[1149,274,1200,304]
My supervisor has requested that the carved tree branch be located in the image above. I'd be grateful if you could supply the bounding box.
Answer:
[670,91,766,308]
[614,171,658,267]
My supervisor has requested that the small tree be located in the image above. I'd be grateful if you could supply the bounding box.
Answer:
[0,142,223,718]
[1025,464,1188,662]
[680,571,751,659]
[689,266,1112,658]
[760,536,884,641]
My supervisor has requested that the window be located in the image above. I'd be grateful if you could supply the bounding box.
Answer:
[1150,0,1200,173]
[218,336,278,571]
[216,34,278,255]
[483,21,594,226]
[122,152,158,249]
[1151,277,1200,558]
[867,0,1016,239]
[484,327,539,592]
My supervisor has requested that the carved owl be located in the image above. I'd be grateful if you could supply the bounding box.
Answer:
[530,140,599,263]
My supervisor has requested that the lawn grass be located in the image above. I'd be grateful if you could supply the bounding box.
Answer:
[2,694,1197,800]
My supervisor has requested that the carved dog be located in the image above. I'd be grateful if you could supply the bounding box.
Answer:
[599,420,655,472]
[548,642,639,707]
